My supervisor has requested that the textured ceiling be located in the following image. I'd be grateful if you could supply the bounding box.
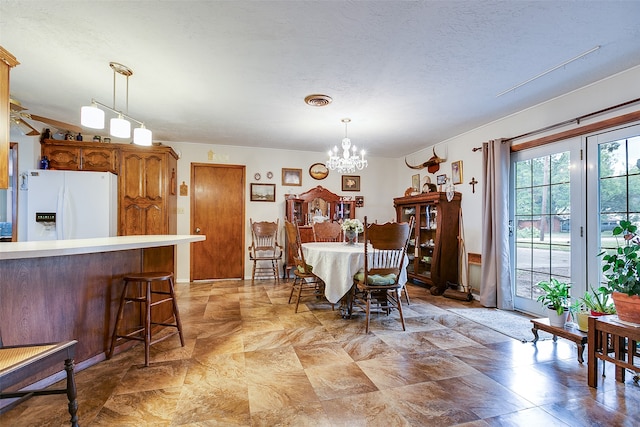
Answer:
[2,1,640,157]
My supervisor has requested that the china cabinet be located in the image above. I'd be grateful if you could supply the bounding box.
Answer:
[394,192,461,295]
[284,185,357,276]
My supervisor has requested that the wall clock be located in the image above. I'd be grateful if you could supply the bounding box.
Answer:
[309,163,329,180]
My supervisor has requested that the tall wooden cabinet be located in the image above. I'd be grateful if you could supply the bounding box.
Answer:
[394,192,461,295]
[40,139,177,236]
[119,145,177,235]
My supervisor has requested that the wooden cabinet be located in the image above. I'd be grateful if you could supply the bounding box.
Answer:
[1,46,19,189]
[41,139,118,173]
[119,145,177,236]
[40,139,177,236]
[394,192,461,295]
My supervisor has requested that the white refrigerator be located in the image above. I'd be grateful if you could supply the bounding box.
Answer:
[25,170,117,241]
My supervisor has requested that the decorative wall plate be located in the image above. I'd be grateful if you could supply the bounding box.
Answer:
[254,173,261,181]
[266,171,273,179]
[309,163,329,180]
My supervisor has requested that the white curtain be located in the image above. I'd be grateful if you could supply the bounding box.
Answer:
[480,139,514,309]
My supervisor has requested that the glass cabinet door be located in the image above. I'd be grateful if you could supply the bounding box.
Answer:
[399,206,416,273]
[416,204,437,278]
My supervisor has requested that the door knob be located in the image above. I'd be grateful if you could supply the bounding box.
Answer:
[195,227,201,233]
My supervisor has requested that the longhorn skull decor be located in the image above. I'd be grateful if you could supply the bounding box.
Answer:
[404,148,446,173]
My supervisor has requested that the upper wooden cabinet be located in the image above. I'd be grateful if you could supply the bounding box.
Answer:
[1,46,19,189]
[41,139,118,173]
[40,139,178,236]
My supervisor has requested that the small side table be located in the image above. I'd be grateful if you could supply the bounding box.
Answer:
[531,318,588,363]
[588,315,640,388]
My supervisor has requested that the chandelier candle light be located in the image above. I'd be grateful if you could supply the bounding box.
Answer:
[326,118,368,174]
[81,62,152,146]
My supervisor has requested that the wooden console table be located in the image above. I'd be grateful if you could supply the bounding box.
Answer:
[587,315,640,388]
[530,318,588,363]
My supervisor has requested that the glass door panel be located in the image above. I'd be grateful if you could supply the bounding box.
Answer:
[511,140,582,315]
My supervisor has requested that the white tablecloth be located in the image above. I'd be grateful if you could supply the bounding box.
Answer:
[302,242,408,304]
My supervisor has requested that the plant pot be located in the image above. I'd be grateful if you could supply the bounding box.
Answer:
[590,310,607,317]
[576,311,590,332]
[547,307,569,328]
[612,292,640,324]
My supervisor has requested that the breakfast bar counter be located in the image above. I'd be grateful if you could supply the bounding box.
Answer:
[0,235,204,381]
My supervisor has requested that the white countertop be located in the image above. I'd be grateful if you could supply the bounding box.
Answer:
[0,235,206,260]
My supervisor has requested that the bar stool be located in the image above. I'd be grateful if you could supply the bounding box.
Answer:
[108,272,184,367]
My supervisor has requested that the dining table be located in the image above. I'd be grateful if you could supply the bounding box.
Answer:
[301,241,408,314]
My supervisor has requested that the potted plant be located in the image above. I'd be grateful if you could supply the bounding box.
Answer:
[600,219,640,324]
[570,286,616,332]
[536,278,571,327]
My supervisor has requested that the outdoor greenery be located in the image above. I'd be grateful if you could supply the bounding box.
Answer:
[600,219,640,297]
[536,277,571,315]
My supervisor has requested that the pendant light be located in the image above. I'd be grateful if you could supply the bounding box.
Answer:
[80,62,153,145]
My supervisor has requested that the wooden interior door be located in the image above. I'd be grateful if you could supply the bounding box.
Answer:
[191,163,245,280]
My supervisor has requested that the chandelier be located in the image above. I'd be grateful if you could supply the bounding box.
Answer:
[80,62,152,146]
[326,118,367,174]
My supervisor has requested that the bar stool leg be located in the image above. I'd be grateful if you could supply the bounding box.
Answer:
[108,281,129,359]
[167,275,185,346]
[144,279,152,367]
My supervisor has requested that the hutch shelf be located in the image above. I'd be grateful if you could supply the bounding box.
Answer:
[394,191,461,295]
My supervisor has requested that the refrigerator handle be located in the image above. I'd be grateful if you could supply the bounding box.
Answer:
[56,186,65,239]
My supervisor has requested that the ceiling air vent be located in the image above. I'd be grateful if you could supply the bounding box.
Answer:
[304,94,333,107]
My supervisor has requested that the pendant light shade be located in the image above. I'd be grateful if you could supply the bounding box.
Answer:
[133,126,152,146]
[81,104,105,129]
[110,115,131,138]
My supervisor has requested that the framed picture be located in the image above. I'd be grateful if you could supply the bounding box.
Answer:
[411,174,420,190]
[436,174,447,185]
[342,175,360,191]
[451,160,463,185]
[355,196,364,207]
[250,183,276,202]
[282,168,302,186]
[309,163,329,180]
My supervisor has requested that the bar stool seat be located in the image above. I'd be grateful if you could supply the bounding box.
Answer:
[108,272,184,367]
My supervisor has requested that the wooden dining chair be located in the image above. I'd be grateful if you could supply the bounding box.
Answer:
[350,216,415,333]
[0,335,79,426]
[248,218,283,285]
[284,220,327,312]
[312,221,343,242]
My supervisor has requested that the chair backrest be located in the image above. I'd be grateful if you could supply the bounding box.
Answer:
[363,215,415,278]
[312,221,342,242]
[250,218,280,254]
[284,220,308,270]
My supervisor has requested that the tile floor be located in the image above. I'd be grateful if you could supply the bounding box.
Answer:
[1,280,639,426]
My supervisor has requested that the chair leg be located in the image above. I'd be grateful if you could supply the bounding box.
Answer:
[288,277,297,304]
[294,278,305,313]
[403,286,411,305]
[251,260,257,285]
[396,289,406,331]
[365,290,372,334]
[64,358,79,427]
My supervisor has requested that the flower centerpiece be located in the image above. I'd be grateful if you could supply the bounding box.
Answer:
[341,218,364,245]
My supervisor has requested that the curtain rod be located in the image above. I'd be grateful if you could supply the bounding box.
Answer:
[503,97,640,143]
